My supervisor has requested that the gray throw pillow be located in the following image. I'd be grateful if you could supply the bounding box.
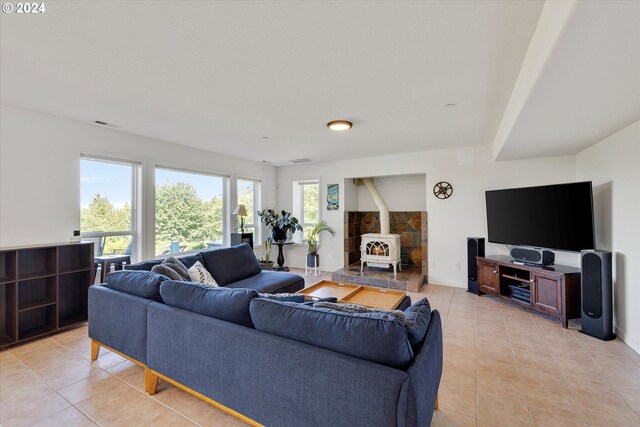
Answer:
[151,264,183,281]
[313,301,407,324]
[162,256,190,280]
[258,292,305,303]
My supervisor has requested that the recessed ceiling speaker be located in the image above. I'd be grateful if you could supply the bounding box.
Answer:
[510,246,554,266]
[467,237,485,294]
[580,250,615,341]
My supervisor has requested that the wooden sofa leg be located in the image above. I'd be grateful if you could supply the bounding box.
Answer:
[145,368,159,395]
[434,394,439,410]
[90,340,100,361]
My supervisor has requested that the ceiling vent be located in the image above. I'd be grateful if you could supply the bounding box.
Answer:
[94,120,120,128]
[289,158,312,164]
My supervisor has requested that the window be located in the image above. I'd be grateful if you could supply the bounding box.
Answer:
[293,180,320,242]
[155,167,226,256]
[80,155,139,259]
[237,178,261,241]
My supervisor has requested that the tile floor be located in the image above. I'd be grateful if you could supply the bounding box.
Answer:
[1,270,639,426]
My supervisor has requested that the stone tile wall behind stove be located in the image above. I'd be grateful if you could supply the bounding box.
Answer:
[344,211,427,275]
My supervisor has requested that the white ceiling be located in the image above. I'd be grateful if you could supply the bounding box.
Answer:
[494,1,640,161]
[0,1,544,165]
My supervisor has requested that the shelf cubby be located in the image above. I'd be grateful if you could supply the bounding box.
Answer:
[58,244,93,274]
[0,251,17,284]
[0,242,94,347]
[18,247,57,280]
[18,276,57,311]
[58,270,91,326]
[18,305,57,341]
[0,282,17,345]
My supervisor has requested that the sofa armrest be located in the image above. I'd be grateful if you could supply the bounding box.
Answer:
[88,284,152,364]
[401,310,443,427]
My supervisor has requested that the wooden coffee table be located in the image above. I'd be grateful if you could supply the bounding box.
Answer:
[297,280,406,310]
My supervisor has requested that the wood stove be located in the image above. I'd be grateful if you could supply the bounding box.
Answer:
[360,233,401,275]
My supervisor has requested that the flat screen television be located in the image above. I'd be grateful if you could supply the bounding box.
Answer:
[485,181,595,252]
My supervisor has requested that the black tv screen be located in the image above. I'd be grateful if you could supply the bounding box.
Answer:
[485,181,595,252]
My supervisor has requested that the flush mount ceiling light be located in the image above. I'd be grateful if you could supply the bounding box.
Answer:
[327,120,352,131]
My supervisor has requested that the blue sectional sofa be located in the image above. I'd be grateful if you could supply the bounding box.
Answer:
[88,244,443,427]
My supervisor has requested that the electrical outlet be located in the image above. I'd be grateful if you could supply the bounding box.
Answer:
[454,262,461,271]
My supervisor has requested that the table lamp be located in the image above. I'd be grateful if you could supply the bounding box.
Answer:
[233,204,248,233]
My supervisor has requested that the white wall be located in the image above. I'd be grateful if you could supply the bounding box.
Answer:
[576,120,640,354]
[0,105,277,260]
[277,146,577,286]
[356,174,426,212]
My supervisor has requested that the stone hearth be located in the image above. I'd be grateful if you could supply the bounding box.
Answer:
[331,263,425,293]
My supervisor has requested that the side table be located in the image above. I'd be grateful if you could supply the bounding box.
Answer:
[94,254,132,283]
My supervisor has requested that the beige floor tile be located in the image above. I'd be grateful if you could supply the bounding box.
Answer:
[439,383,477,418]
[525,390,586,426]
[0,363,45,397]
[23,350,105,391]
[89,348,127,370]
[31,406,94,427]
[0,381,70,427]
[513,349,559,375]
[57,370,123,405]
[106,359,146,392]
[565,376,640,426]
[76,384,196,426]
[553,353,608,383]
[7,337,59,358]
[152,381,219,423]
[442,365,476,390]
[476,367,524,401]
[477,392,532,427]
[518,367,572,397]
[431,408,477,427]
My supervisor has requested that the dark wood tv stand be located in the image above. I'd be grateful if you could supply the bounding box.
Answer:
[476,255,581,328]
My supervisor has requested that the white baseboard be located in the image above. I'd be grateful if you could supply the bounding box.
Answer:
[615,326,640,356]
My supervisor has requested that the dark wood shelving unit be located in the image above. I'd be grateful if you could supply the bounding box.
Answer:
[476,255,581,328]
[0,242,94,347]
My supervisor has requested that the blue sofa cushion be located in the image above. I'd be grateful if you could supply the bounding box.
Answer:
[225,270,304,294]
[201,243,262,286]
[250,299,414,369]
[160,280,259,327]
[125,259,162,271]
[405,298,432,347]
[106,270,168,302]
[178,253,204,269]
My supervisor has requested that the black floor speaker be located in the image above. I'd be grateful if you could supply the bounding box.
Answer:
[580,250,615,341]
[467,238,485,294]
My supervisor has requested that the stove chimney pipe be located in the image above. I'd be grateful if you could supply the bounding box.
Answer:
[361,178,390,234]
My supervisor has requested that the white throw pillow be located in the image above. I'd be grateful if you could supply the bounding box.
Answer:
[188,261,218,286]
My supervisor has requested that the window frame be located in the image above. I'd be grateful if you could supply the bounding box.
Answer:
[236,177,261,242]
[293,179,320,242]
[154,164,229,257]
[80,154,140,259]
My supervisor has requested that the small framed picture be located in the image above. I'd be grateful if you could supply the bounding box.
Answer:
[327,184,339,210]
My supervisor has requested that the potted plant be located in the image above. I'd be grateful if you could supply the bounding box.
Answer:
[257,209,303,242]
[305,220,336,268]
[258,236,274,270]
